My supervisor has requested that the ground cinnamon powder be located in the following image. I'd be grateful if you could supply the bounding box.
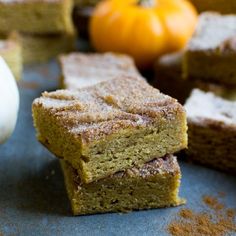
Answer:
[168,195,236,236]
[202,195,224,211]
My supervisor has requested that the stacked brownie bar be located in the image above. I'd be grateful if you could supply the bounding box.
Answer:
[185,89,236,173]
[154,13,236,173]
[61,154,183,214]
[183,13,236,172]
[0,0,76,64]
[184,13,236,87]
[32,54,188,214]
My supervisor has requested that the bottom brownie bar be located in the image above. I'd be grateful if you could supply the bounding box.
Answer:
[185,89,236,173]
[61,155,184,215]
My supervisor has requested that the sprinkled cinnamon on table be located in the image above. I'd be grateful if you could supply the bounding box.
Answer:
[168,194,236,236]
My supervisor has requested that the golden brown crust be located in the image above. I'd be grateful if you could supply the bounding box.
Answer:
[33,76,184,144]
[61,154,184,215]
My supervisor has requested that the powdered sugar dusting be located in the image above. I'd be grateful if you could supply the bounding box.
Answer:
[65,76,106,89]
[188,13,236,51]
[38,97,74,109]
[60,53,144,90]
[185,89,236,125]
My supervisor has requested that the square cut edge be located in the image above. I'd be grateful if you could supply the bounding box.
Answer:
[184,12,236,86]
[185,89,236,173]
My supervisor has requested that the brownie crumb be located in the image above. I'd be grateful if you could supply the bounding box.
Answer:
[227,209,236,218]
[202,195,225,211]
[178,209,194,219]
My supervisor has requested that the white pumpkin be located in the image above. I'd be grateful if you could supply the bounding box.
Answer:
[0,56,19,144]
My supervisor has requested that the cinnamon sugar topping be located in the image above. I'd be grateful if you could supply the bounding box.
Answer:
[33,76,183,143]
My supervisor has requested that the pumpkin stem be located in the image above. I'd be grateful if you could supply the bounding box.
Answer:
[137,0,155,7]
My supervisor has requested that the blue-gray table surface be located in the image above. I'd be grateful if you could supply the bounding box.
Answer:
[0,60,236,236]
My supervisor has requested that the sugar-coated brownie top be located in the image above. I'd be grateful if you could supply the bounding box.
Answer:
[69,155,179,184]
[185,89,236,125]
[33,77,184,143]
[59,52,142,89]
[188,12,236,51]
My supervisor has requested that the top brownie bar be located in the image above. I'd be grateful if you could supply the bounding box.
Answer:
[0,0,73,33]
[59,53,142,89]
[32,77,187,183]
[184,13,236,86]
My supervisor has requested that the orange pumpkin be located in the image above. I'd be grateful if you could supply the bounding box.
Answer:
[90,0,198,69]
